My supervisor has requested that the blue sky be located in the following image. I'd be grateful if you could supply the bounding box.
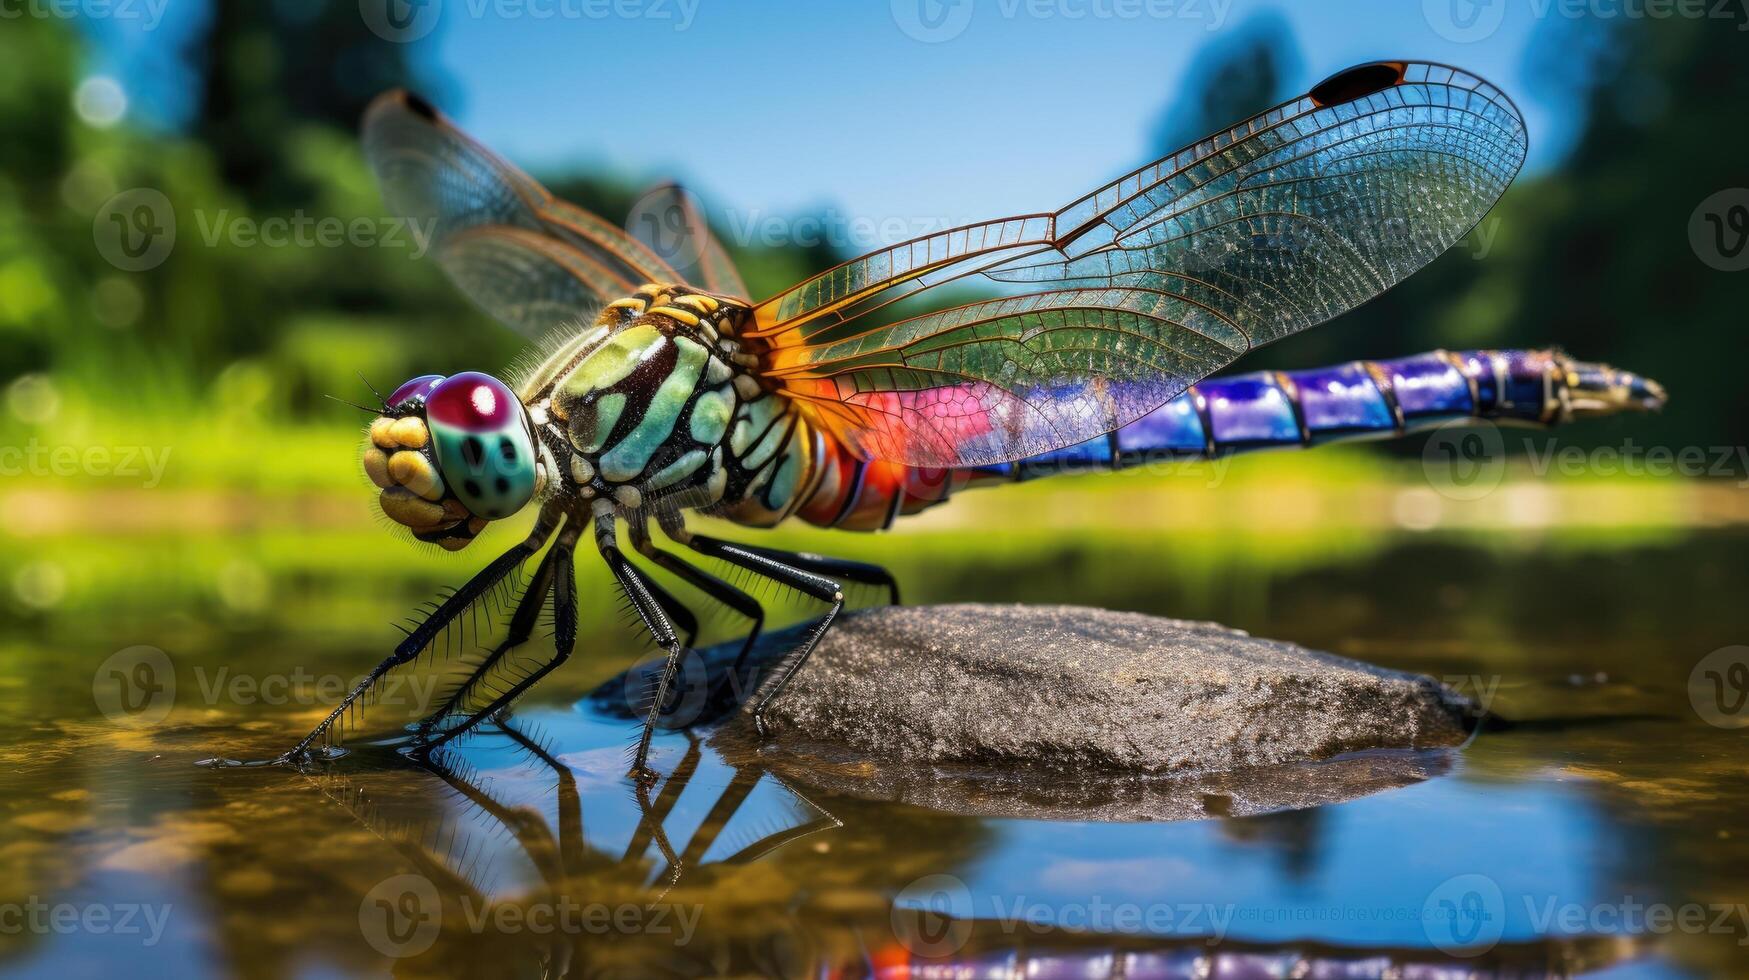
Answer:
[88,0,1585,243]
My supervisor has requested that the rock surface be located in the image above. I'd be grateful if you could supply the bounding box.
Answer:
[716,603,1475,774]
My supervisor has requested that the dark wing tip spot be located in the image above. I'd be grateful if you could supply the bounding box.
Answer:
[1309,61,1406,107]
[400,91,439,122]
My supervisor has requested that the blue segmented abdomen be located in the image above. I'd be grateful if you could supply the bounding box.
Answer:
[985,349,1613,479]
[785,348,1662,532]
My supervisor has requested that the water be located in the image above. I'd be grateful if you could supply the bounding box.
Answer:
[1,525,1745,978]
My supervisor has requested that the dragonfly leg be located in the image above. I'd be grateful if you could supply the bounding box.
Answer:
[418,539,566,733]
[597,511,691,782]
[628,516,766,702]
[417,523,582,751]
[728,543,900,605]
[634,554,700,650]
[279,510,562,763]
[665,527,844,738]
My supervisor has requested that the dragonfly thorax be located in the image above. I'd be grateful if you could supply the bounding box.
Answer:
[524,284,775,516]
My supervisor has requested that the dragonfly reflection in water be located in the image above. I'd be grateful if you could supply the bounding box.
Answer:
[307,675,1649,979]
[281,60,1666,777]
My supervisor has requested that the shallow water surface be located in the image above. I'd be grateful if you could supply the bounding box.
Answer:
[1,527,1745,978]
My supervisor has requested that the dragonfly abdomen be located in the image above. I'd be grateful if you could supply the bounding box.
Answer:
[781,349,1663,531]
[990,348,1662,479]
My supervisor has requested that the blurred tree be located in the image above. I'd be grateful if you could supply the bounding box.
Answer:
[1151,10,1303,153]
[191,0,434,208]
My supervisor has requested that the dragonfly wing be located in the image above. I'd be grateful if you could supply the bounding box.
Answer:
[628,182,750,297]
[364,90,684,338]
[751,61,1527,467]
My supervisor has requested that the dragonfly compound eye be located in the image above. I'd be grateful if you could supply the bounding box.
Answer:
[386,374,445,413]
[424,372,539,520]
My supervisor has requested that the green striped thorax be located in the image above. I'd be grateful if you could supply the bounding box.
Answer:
[525,285,761,514]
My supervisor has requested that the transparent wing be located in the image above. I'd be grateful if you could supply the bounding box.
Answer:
[364,89,683,338]
[751,61,1527,466]
[628,183,750,297]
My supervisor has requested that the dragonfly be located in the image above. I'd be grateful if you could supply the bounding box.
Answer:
[283,61,1664,779]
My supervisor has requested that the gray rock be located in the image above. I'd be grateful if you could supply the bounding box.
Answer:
[717,603,1474,775]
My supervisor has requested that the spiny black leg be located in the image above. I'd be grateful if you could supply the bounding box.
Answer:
[629,520,766,699]
[279,513,561,763]
[678,533,844,737]
[733,542,900,605]
[629,557,699,650]
[598,512,687,782]
[420,541,564,733]
[420,526,580,750]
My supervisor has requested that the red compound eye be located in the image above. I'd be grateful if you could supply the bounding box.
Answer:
[388,374,445,410]
[426,372,519,432]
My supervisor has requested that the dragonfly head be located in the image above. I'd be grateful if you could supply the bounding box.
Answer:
[363,372,543,550]
[1558,356,1669,418]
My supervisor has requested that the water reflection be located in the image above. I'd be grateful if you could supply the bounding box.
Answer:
[281,691,1657,978]
[1,531,1744,976]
